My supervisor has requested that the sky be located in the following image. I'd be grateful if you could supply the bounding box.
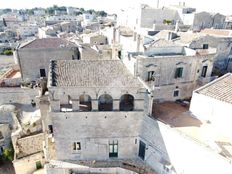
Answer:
[0,0,231,15]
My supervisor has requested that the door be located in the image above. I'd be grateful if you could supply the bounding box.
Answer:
[40,69,46,77]
[138,140,146,160]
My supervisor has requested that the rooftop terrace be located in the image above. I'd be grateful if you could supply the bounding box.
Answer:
[153,101,232,161]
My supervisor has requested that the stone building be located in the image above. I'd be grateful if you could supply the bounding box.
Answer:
[192,12,225,32]
[14,38,80,81]
[123,45,216,101]
[117,4,181,33]
[44,59,163,172]
[81,32,108,45]
[13,133,45,174]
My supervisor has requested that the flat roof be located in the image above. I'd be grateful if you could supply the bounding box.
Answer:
[153,101,232,160]
[195,73,232,104]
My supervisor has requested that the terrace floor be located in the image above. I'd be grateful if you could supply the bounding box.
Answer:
[152,101,232,161]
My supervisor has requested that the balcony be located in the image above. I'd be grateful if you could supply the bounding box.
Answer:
[197,76,218,86]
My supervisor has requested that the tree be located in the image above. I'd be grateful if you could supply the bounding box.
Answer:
[98,11,107,17]
[2,142,14,161]
[3,49,13,56]
[86,9,95,14]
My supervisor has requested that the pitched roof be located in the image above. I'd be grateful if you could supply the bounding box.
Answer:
[195,73,232,104]
[201,29,232,37]
[49,60,143,88]
[19,38,77,49]
[147,39,180,48]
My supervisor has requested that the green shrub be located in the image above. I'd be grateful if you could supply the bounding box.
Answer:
[2,142,14,161]
[3,49,13,56]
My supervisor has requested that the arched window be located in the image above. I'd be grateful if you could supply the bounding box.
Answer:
[98,94,113,111]
[119,94,134,111]
[60,95,73,112]
[79,94,92,111]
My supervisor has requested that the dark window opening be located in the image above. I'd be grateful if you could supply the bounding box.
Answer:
[31,100,36,107]
[0,147,3,154]
[118,51,122,59]
[40,69,46,77]
[73,142,81,150]
[203,44,209,49]
[147,71,155,81]
[201,66,208,77]
[175,67,183,78]
[138,140,146,160]
[98,94,113,111]
[109,140,118,158]
[79,94,92,111]
[173,90,179,97]
[35,161,42,170]
[48,125,53,134]
[60,95,73,112]
[119,94,134,111]
[0,131,3,139]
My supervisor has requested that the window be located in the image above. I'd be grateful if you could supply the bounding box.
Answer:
[147,71,155,81]
[173,90,179,97]
[79,94,92,111]
[98,94,113,111]
[119,94,134,111]
[109,140,118,158]
[73,142,81,150]
[0,131,3,139]
[118,50,122,59]
[175,67,183,78]
[138,140,146,160]
[0,147,3,155]
[35,161,42,170]
[60,95,73,112]
[203,44,208,49]
[48,125,53,134]
[40,69,46,77]
[201,66,208,77]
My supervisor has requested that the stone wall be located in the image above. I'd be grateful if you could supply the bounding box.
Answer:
[13,152,45,174]
[123,53,215,101]
[51,112,144,161]
[15,47,79,81]
[49,86,146,112]
[0,87,38,105]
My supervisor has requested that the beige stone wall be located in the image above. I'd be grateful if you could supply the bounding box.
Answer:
[15,47,79,81]
[123,54,215,101]
[13,153,45,174]
[51,111,144,161]
[49,87,146,112]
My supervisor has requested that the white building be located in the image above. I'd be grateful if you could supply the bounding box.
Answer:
[16,24,38,38]
[190,73,232,138]
[117,4,181,34]
[34,9,46,16]
[45,15,82,25]
[82,13,96,26]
